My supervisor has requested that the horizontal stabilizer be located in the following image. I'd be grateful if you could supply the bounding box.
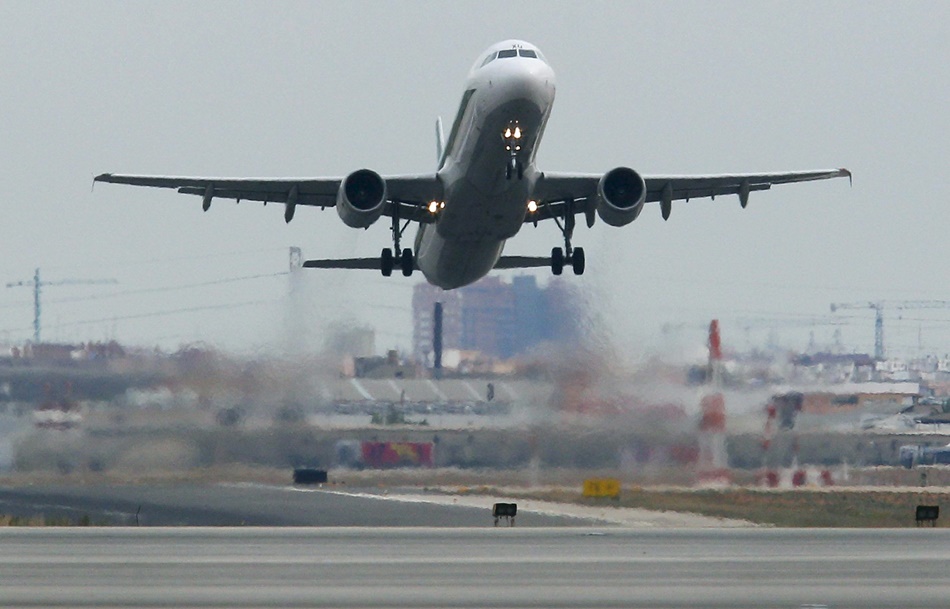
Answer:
[493,256,552,269]
[303,258,383,270]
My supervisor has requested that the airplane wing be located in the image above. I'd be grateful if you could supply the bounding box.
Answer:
[93,173,442,223]
[531,168,851,222]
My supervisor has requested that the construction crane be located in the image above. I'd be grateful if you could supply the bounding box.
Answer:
[734,316,848,352]
[6,268,117,343]
[830,300,950,360]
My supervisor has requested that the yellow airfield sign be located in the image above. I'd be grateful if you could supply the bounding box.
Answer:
[583,478,621,499]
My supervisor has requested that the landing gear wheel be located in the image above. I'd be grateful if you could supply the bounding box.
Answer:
[400,248,414,277]
[572,247,585,275]
[551,247,564,276]
[380,248,394,277]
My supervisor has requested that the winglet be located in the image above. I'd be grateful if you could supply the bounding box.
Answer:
[840,168,852,186]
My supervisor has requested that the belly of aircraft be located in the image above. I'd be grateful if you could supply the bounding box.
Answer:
[417,96,546,288]
[415,225,504,290]
[436,178,528,243]
[436,98,542,243]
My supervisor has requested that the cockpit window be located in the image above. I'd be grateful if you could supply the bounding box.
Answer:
[481,48,544,68]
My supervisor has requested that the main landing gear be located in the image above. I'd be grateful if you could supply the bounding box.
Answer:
[381,206,414,277]
[550,200,585,276]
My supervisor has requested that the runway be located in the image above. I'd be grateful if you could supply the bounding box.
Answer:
[0,483,593,526]
[2,527,950,608]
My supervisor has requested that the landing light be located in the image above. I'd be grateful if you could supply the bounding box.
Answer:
[527,200,538,213]
[513,126,522,139]
[428,201,440,214]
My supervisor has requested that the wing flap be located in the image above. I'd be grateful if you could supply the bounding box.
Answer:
[96,173,340,206]
[176,186,335,207]
[644,168,851,202]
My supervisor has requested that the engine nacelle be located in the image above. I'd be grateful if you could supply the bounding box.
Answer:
[595,167,647,227]
[336,169,387,229]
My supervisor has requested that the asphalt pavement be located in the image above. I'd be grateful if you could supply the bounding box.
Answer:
[2,527,949,608]
[0,482,591,526]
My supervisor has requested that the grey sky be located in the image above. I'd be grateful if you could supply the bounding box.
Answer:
[1,1,947,359]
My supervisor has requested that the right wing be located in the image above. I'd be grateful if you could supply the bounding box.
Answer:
[532,168,851,221]
[93,173,443,223]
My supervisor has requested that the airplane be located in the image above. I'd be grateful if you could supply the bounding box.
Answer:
[95,39,850,290]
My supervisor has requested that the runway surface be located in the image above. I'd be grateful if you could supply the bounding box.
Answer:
[3,527,950,608]
[0,483,594,526]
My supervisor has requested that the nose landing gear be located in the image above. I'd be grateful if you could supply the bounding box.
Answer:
[506,156,523,180]
[503,121,524,180]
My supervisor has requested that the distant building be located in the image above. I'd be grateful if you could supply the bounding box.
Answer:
[324,323,376,358]
[412,286,463,365]
[412,275,582,364]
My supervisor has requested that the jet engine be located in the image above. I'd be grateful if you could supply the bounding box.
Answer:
[595,167,646,227]
[336,169,387,228]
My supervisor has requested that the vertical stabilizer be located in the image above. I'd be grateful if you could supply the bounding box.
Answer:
[435,117,445,165]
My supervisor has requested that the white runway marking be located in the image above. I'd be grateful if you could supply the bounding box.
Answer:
[315,487,758,528]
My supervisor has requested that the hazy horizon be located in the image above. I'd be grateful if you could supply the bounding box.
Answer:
[2,1,948,361]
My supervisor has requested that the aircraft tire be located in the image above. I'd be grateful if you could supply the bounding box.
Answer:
[380,248,394,276]
[572,247,585,275]
[551,247,564,276]
[401,248,414,277]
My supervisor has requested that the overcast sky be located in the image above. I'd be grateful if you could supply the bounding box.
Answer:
[1,1,947,360]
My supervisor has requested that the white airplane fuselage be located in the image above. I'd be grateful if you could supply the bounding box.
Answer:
[414,41,556,289]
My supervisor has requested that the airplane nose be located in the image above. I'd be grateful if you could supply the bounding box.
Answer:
[497,62,555,104]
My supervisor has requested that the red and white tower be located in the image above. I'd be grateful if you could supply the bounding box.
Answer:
[696,320,732,485]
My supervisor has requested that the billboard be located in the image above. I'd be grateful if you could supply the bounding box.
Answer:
[582,478,621,499]
[361,441,434,468]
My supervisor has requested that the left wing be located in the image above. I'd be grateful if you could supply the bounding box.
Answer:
[532,168,851,222]
[93,173,442,223]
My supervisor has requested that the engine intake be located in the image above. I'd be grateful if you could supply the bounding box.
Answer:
[336,169,387,228]
[595,167,646,227]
